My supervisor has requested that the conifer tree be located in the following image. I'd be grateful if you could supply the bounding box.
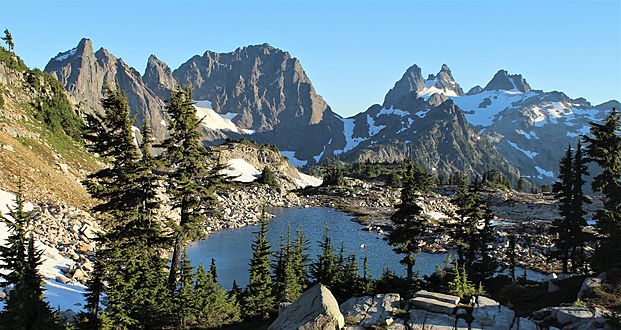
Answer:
[244,220,275,319]
[311,225,336,285]
[388,155,431,281]
[360,251,373,295]
[175,250,196,327]
[552,146,574,273]
[569,142,591,272]
[584,108,621,271]
[193,263,240,327]
[291,226,309,291]
[1,29,14,52]
[0,187,61,329]
[159,87,225,290]
[82,86,172,328]
[209,257,218,281]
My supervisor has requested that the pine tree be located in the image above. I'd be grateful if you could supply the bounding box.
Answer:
[257,166,280,188]
[388,154,431,282]
[159,87,225,290]
[0,187,61,329]
[360,251,373,295]
[244,220,275,319]
[552,146,574,273]
[209,257,218,281]
[82,86,172,328]
[310,225,335,285]
[569,142,591,272]
[584,107,621,271]
[175,250,196,327]
[1,29,14,52]
[193,263,241,327]
[291,226,309,292]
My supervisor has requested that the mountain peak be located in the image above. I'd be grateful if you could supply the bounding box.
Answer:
[484,69,532,93]
[382,64,425,107]
[143,54,177,100]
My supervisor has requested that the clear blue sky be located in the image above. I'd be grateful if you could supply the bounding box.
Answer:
[1,0,619,116]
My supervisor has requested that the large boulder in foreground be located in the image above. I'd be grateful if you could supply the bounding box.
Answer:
[339,293,402,327]
[268,284,344,330]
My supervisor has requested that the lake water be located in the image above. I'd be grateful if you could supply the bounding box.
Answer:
[187,207,450,289]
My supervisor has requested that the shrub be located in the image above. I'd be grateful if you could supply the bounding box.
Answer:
[0,46,27,72]
[257,167,280,188]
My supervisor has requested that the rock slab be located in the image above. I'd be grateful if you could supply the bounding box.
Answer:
[268,284,344,330]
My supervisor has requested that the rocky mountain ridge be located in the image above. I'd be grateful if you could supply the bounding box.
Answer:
[43,40,619,185]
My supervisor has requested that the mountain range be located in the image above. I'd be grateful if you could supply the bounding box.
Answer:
[44,38,620,185]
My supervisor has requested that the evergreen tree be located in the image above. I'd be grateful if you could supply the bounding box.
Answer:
[569,142,591,272]
[552,146,574,273]
[257,166,280,188]
[0,185,61,328]
[584,107,621,271]
[310,225,335,285]
[360,251,373,295]
[411,162,435,193]
[175,250,196,327]
[244,220,275,319]
[209,258,218,281]
[159,87,225,290]
[291,226,309,291]
[82,86,172,328]
[1,29,14,52]
[193,263,241,327]
[387,155,431,281]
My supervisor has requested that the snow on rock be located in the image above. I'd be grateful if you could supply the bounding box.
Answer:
[507,141,538,159]
[294,172,323,188]
[220,158,261,182]
[281,150,308,168]
[367,115,386,136]
[194,102,240,133]
[377,107,409,117]
[535,166,554,178]
[451,90,535,127]
[334,118,366,155]
[0,188,87,312]
[53,48,77,62]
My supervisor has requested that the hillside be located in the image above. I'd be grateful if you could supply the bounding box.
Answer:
[0,47,99,208]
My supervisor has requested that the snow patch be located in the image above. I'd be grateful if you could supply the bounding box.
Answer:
[535,166,554,178]
[367,115,386,136]
[220,158,261,182]
[334,118,367,155]
[54,48,77,62]
[507,141,538,159]
[294,172,323,188]
[377,107,409,117]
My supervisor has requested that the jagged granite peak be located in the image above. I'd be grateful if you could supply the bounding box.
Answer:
[172,43,344,161]
[143,54,178,101]
[382,64,426,108]
[484,69,532,93]
[426,64,465,97]
[466,85,483,95]
[44,39,168,139]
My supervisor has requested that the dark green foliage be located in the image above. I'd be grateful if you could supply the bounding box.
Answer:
[410,162,435,193]
[193,263,241,327]
[552,143,591,273]
[272,226,303,303]
[0,186,62,329]
[0,91,4,110]
[1,29,14,52]
[322,161,346,187]
[175,251,196,327]
[244,220,275,319]
[0,45,26,71]
[482,168,510,190]
[158,87,225,290]
[448,173,497,282]
[82,86,172,328]
[386,170,402,188]
[447,261,478,299]
[27,69,84,141]
[257,166,280,188]
[292,226,310,292]
[584,107,621,272]
[310,226,336,286]
[387,155,431,281]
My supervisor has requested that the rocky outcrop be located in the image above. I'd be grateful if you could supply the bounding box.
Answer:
[142,54,178,101]
[484,69,532,93]
[340,294,402,327]
[382,64,426,108]
[172,44,345,162]
[269,284,345,330]
[44,38,168,139]
[411,291,460,315]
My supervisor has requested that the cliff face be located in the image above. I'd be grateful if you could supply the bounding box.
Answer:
[44,38,168,139]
